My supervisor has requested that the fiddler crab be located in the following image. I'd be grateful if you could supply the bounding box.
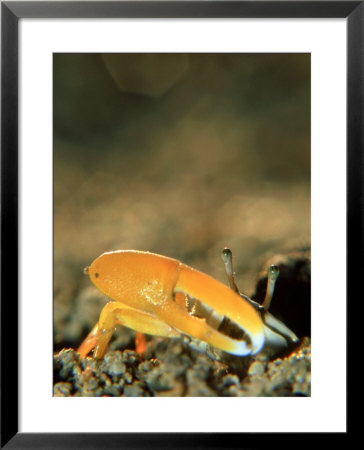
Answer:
[78,249,299,359]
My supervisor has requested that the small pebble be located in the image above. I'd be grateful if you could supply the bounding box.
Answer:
[248,361,265,376]
[122,350,141,367]
[220,374,240,388]
[54,382,73,397]
[102,351,127,377]
[123,372,133,384]
[123,382,150,397]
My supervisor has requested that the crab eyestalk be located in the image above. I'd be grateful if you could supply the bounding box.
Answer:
[262,265,280,311]
[221,248,240,294]
[220,250,298,348]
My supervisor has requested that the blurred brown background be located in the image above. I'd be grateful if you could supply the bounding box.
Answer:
[53,53,310,350]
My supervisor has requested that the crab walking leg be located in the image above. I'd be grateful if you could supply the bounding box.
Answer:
[135,331,147,356]
[174,264,265,354]
[263,311,299,343]
[77,323,101,358]
[77,301,179,359]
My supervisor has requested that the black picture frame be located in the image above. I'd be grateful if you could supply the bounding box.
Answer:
[1,1,359,448]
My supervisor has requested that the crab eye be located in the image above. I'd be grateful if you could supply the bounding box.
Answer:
[268,265,279,281]
[221,248,232,263]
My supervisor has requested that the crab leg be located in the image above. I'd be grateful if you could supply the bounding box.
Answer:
[135,331,147,356]
[263,311,299,343]
[77,301,179,359]
[77,323,101,358]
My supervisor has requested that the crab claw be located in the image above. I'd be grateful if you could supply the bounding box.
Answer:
[172,264,265,356]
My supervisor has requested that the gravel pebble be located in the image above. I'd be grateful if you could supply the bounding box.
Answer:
[54,335,310,397]
[248,360,266,376]
[54,382,73,397]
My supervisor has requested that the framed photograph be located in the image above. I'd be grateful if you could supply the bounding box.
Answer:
[2,1,359,447]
